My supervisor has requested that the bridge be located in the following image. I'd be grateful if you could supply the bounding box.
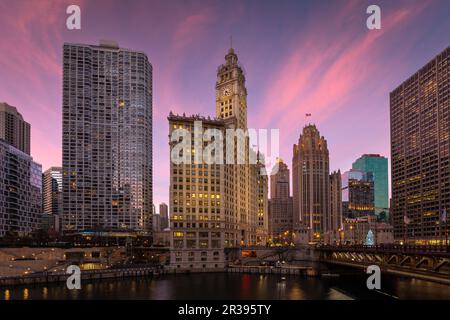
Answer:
[229,245,450,284]
[225,246,317,266]
[315,244,450,283]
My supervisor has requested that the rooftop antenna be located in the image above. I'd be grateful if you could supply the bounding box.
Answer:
[230,35,233,49]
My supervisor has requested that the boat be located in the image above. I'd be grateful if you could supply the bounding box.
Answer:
[321,273,340,278]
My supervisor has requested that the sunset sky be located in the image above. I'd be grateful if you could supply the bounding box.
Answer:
[0,0,449,208]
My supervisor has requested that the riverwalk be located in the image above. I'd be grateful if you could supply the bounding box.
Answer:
[0,266,164,286]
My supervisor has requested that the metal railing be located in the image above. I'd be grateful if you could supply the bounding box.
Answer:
[316,244,449,254]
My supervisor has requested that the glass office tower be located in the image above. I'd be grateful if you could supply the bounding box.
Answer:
[352,154,389,221]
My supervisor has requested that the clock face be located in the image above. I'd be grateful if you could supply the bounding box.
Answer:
[223,87,231,96]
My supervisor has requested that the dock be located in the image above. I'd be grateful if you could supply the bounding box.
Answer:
[227,265,319,276]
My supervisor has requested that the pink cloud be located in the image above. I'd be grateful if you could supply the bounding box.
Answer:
[254,0,432,140]
[173,8,214,50]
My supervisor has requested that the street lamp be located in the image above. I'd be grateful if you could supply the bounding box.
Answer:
[350,225,354,245]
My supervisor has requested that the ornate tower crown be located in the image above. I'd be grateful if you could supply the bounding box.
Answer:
[225,47,238,65]
[215,45,248,129]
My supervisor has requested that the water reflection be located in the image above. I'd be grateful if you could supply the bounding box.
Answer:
[0,273,449,300]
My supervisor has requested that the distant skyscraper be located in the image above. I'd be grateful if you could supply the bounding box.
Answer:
[0,102,31,155]
[62,41,153,233]
[0,140,42,237]
[159,203,169,230]
[152,213,161,233]
[328,170,342,243]
[270,159,290,199]
[292,124,330,241]
[341,169,375,218]
[255,153,269,245]
[352,154,389,220]
[42,167,62,216]
[390,46,449,244]
[42,167,62,233]
[268,160,293,242]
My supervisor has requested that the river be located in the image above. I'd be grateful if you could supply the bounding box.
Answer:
[2,268,450,300]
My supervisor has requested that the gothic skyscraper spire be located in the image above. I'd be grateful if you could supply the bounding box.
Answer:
[292,124,330,241]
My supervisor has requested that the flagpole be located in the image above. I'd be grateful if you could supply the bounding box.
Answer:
[406,222,408,247]
[446,214,448,247]
[403,217,406,247]
[442,208,448,247]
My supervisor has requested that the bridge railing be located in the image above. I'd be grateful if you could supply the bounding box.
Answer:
[316,244,449,255]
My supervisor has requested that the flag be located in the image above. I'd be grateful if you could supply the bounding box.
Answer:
[442,208,448,223]
[404,215,411,225]
[305,113,311,117]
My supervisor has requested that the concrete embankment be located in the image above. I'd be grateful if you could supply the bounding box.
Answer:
[0,267,164,287]
[1,265,321,286]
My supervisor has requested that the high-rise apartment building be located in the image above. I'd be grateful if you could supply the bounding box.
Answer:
[292,124,330,242]
[390,46,449,244]
[0,140,42,237]
[268,160,294,242]
[352,154,389,220]
[62,41,153,234]
[0,102,31,155]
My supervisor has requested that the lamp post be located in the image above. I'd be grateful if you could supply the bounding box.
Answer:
[445,208,448,247]
[350,225,354,245]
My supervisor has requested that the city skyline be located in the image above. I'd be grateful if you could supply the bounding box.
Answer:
[0,0,450,207]
[0,1,449,304]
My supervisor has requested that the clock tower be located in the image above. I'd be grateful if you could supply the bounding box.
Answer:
[215,47,248,129]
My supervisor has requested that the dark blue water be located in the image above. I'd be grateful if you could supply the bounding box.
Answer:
[2,271,449,300]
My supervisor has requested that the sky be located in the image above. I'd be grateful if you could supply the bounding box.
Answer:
[0,0,449,208]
